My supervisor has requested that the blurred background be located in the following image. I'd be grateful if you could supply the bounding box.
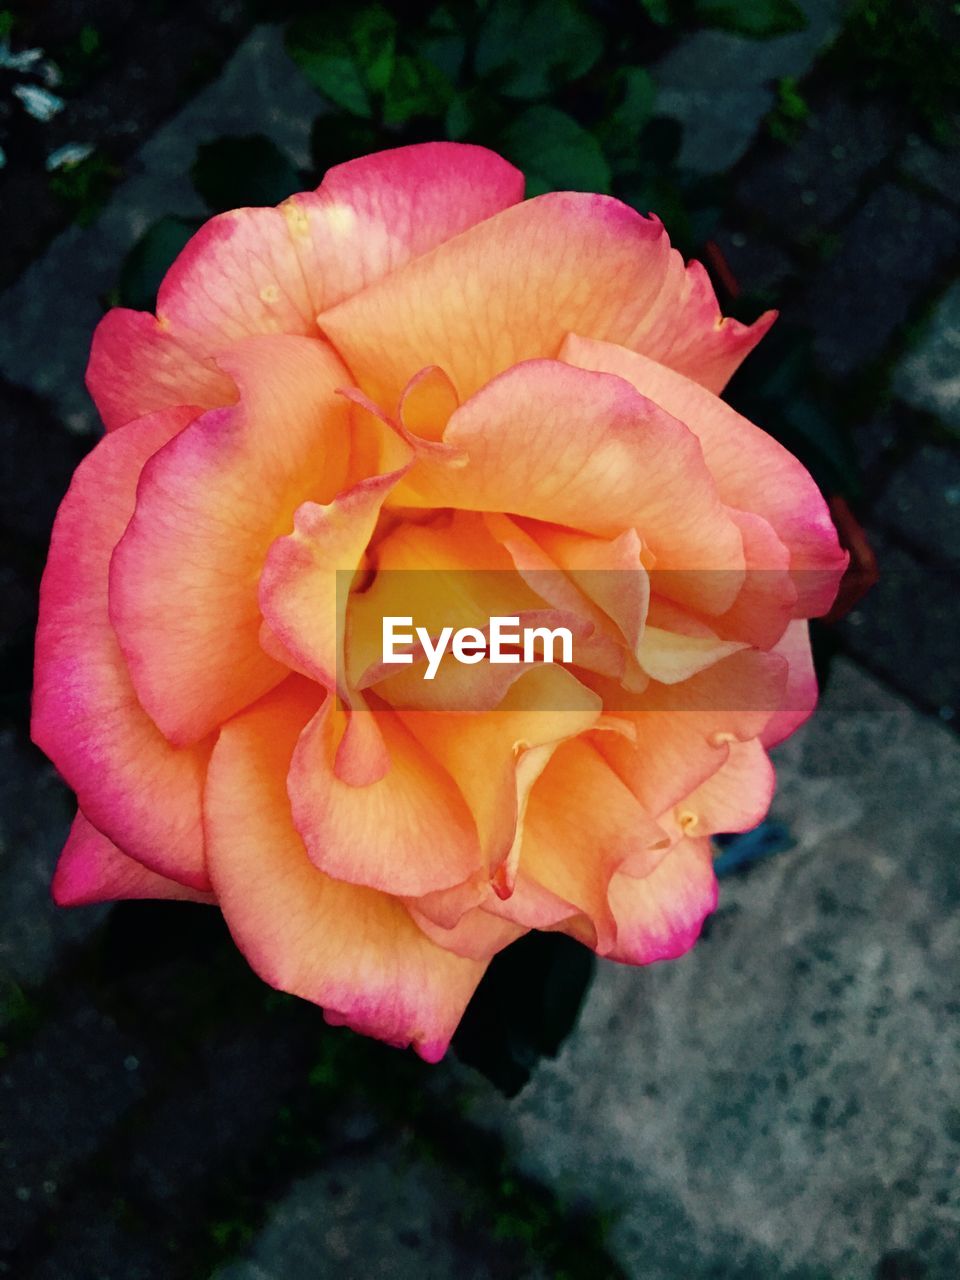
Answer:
[1,1,959,1277]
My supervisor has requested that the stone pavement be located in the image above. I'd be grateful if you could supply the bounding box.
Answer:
[464,658,960,1280]
[1,4,959,1278]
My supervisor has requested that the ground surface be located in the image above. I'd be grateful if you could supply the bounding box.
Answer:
[1,3,958,1277]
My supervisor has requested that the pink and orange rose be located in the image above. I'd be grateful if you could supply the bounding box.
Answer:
[33,143,846,1060]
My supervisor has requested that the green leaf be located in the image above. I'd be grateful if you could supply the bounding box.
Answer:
[445,91,473,140]
[453,932,595,1096]
[694,0,807,38]
[190,135,302,213]
[411,4,467,82]
[117,216,201,312]
[444,86,508,142]
[286,17,372,116]
[286,7,399,117]
[383,53,453,127]
[499,105,611,195]
[475,0,604,100]
[599,66,656,166]
[48,150,120,227]
[637,0,674,23]
[351,5,397,94]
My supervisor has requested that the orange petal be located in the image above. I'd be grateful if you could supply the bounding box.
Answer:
[497,738,671,951]
[400,664,602,878]
[395,360,745,615]
[705,508,797,648]
[288,699,483,897]
[589,649,787,818]
[345,510,547,691]
[409,902,526,962]
[671,738,775,839]
[32,407,211,889]
[109,335,352,744]
[204,678,487,1061]
[560,335,848,616]
[259,468,409,691]
[319,191,770,410]
[53,811,216,907]
[87,145,522,433]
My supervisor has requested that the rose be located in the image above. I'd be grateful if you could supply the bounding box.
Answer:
[33,143,847,1061]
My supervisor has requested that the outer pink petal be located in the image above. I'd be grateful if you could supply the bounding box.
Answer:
[204,677,487,1062]
[708,508,797,649]
[86,310,237,432]
[109,335,352,745]
[287,142,525,316]
[319,191,769,411]
[32,407,211,890]
[560,335,848,617]
[396,360,746,616]
[636,253,776,393]
[607,835,718,965]
[760,618,819,748]
[156,207,316,350]
[53,811,216,907]
[87,144,521,432]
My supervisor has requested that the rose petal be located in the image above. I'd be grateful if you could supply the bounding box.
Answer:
[559,335,847,616]
[86,310,236,432]
[109,335,352,745]
[87,142,521,431]
[205,678,487,1062]
[395,360,745,616]
[54,811,216,907]
[288,698,483,898]
[259,468,409,691]
[607,835,718,964]
[589,649,787,818]
[289,141,525,317]
[400,664,602,878]
[32,407,211,889]
[319,191,771,410]
[156,207,316,349]
[494,738,671,951]
[760,618,819,747]
[672,737,775,838]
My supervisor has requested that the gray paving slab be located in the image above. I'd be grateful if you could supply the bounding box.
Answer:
[0,730,104,1005]
[653,0,848,175]
[0,24,319,436]
[836,534,960,722]
[806,184,960,376]
[895,281,960,435]
[873,443,960,567]
[210,1133,544,1280]
[455,658,960,1280]
[901,133,960,210]
[736,90,903,237]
